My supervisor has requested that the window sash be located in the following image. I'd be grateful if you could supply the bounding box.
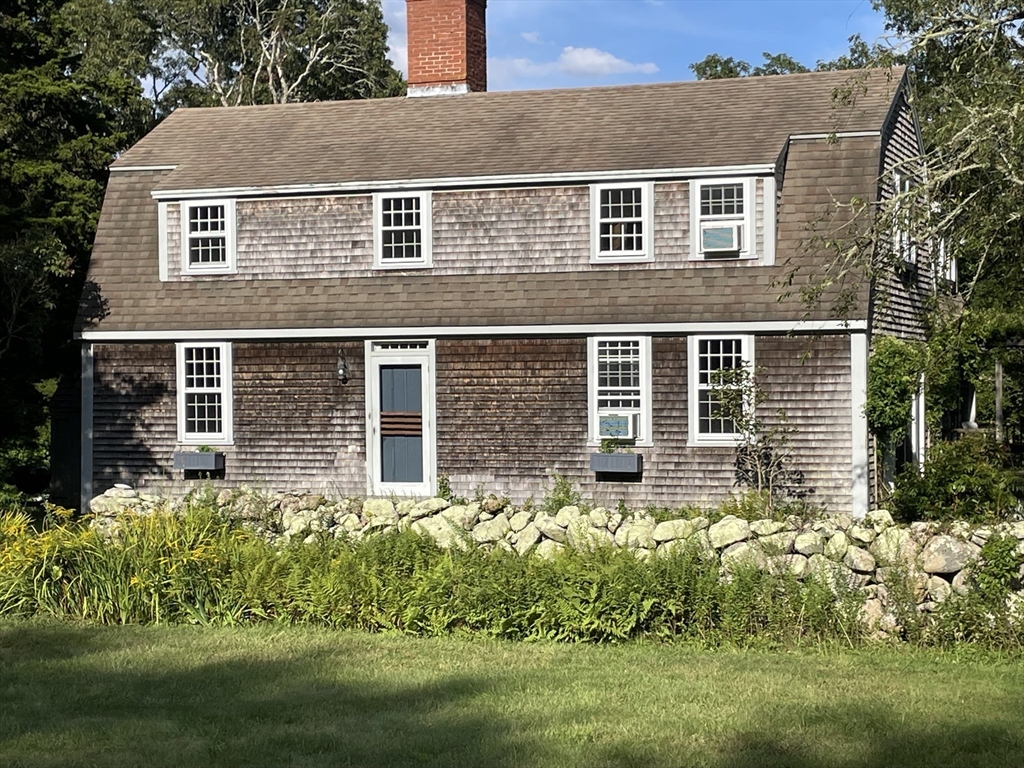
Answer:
[380,197,423,262]
[700,183,745,218]
[591,183,652,261]
[689,335,752,443]
[178,343,232,443]
[180,199,235,274]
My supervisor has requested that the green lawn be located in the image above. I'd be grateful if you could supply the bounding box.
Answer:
[1,622,1022,768]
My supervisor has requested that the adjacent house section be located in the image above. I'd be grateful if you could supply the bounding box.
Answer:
[73,0,928,516]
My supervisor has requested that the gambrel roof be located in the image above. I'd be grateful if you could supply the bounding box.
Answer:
[115,68,903,194]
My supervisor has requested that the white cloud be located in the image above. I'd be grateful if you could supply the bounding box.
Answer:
[557,46,659,76]
[521,31,542,44]
[492,46,659,82]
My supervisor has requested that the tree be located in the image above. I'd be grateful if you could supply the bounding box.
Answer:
[690,51,809,80]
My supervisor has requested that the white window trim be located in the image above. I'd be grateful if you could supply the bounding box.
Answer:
[590,182,655,264]
[893,172,917,264]
[365,339,437,497]
[687,334,755,447]
[176,341,234,445]
[587,336,653,447]
[157,201,169,281]
[373,191,433,269]
[689,178,757,261]
[179,198,237,275]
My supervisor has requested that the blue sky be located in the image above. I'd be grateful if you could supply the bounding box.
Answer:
[382,0,887,90]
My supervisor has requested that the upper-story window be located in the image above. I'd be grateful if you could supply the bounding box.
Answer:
[180,199,236,275]
[374,191,432,269]
[590,182,654,263]
[893,172,917,264]
[691,178,756,260]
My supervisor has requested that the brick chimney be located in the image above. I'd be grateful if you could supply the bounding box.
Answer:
[406,0,487,96]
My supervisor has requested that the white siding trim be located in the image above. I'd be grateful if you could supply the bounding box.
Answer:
[151,163,778,201]
[109,165,178,173]
[80,344,94,512]
[78,319,867,342]
[789,131,881,140]
[850,333,869,517]
[157,201,169,281]
[762,176,777,267]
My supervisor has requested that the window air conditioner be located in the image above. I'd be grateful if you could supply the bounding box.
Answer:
[701,223,743,254]
[598,413,637,440]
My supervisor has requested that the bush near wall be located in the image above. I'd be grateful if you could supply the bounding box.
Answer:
[2,486,1023,647]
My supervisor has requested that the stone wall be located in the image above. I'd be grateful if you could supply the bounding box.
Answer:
[91,485,1024,636]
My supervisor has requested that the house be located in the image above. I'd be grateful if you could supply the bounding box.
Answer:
[72,0,931,515]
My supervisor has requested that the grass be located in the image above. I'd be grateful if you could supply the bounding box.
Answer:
[1,622,1023,767]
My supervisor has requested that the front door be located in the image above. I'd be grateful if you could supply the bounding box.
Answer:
[366,341,435,496]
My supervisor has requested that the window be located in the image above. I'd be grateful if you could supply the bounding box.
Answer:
[590,183,654,262]
[893,172,917,264]
[691,178,756,260]
[180,199,236,274]
[588,337,652,445]
[688,335,753,445]
[374,191,432,268]
[176,342,233,444]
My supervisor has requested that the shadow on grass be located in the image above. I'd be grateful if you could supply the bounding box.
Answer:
[0,624,525,768]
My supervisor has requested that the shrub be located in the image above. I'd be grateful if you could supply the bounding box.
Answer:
[891,433,1021,523]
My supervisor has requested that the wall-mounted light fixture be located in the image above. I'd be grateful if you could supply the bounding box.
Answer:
[337,352,349,384]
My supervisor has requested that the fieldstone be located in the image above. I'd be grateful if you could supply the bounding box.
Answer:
[653,518,704,543]
[864,509,894,531]
[825,531,850,561]
[1006,521,1024,540]
[513,523,542,555]
[848,525,876,545]
[588,507,611,530]
[634,548,654,561]
[809,554,858,592]
[396,499,417,517]
[509,510,533,533]
[298,494,323,512]
[279,495,302,516]
[336,513,362,533]
[927,575,953,603]
[768,554,810,579]
[690,530,716,558]
[721,541,768,570]
[750,519,787,536]
[970,528,993,547]
[844,546,876,573]
[614,518,655,549]
[794,531,825,556]
[555,506,582,527]
[607,511,624,534]
[411,497,450,520]
[918,601,940,613]
[477,511,494,523]
[363,499,397,528]
[810,519,838,538]
[921,535,981,574]
[708,516,751,549]
[412,516,464,549]
[758,531,797,555]
[875,567,929,601]
[104,486,137,499]
[440,504,480,531]
[951,568,971,596]
[828,513,854,530]
[216,488,233,506]
[567,520,614,550]
[472,513,511,544]
[869,527,920,567]
[861,598,885,631]
[949,520,972,540]
[483,496,505,514]
[535,540,564,559]
[533,513,566,543]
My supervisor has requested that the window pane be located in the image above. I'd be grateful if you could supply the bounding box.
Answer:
[381,197,424,261]
[700,184,744,217]
[696,337,744,435]
[186,392,223,435]
[597,340,641,410]
[597,187,644,254]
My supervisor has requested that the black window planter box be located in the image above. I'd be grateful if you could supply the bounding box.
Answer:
[589,452,642,475]
[173,451,225,471]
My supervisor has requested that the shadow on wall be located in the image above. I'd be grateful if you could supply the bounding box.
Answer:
[91,371,173,493]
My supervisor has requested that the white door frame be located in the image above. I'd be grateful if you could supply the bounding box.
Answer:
[365,339,436,497]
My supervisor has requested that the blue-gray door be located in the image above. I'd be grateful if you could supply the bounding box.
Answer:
[379,365,423,483]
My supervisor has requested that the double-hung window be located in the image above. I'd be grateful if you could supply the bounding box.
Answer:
[180,199,236,274]
[691,178,755,259]
[176,342,233,444]
[688,335,753,445]
[590,182,654,262]
[588,337,652,445]
[374,191,432,268]
[892,172,917,264]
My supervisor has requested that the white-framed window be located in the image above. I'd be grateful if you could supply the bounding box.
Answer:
[176,342,233,444]
[180,199,236,275]
[373,191,432,268]
[893,172,917,264]
[590,182,655,263]
[587,336,653,446]
[690,178,756,260]
[687,335,754,445]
